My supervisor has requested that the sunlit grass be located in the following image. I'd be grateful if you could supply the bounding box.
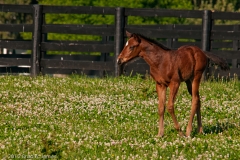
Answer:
[0,75,239,159]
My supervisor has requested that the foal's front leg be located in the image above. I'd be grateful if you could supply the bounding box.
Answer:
[156,83,166,137]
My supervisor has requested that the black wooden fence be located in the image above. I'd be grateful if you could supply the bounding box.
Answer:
[0,4,240,78]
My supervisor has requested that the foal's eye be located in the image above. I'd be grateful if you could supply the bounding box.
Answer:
[129,46,134,50]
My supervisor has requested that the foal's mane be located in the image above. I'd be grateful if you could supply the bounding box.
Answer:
[133,33,172,51]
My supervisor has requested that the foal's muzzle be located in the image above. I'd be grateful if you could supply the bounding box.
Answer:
[117,58,123,65]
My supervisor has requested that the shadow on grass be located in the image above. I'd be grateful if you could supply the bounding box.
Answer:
[191,121,237,136]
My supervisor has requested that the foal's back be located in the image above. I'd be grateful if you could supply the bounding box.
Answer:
[173,45,208,81]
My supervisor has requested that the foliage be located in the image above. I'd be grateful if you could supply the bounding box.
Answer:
[0,0,32,39]
[189,0,240,24]
[38,0,193,29]
[37,0,240,26]
[193,0,240,11]
[0,75,239,159]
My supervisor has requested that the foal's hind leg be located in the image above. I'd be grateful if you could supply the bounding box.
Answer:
[186,74,203,137]
[185,80,192,95]
[168,81,183,136]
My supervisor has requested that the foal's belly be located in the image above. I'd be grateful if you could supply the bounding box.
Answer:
[150,64,193,85]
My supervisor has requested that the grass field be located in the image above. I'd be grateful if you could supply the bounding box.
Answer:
[0,75,239,159]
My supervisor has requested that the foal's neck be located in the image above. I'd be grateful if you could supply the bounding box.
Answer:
[139,43,168,67]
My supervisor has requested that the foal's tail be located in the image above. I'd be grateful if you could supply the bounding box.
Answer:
[204,51,230,71]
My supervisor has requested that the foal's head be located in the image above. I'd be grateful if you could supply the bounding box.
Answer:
[117,31,142,65]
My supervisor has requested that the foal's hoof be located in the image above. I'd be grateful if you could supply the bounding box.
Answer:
[178,132,185,137]
[198,127,203,134]
[156,134,164,138]
[185,130,191,137]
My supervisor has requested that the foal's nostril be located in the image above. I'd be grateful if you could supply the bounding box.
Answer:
[117,58,122,65]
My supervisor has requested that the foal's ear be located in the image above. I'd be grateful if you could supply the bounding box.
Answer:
[126,31,132,38]
[133,34,141,43]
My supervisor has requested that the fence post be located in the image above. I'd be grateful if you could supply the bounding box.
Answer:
[31,5,42,77]
[115,7,125,76]
[232,25,239,68]
[41,13,47,75]
[201,10,212,80]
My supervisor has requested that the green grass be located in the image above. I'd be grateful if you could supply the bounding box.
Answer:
[0,75,239,159]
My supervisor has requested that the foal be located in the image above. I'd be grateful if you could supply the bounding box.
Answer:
[117,31,229,137]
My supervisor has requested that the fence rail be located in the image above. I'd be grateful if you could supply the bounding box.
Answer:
[0,4,239,78]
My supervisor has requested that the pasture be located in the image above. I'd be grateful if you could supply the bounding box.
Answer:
[0,75,239,159]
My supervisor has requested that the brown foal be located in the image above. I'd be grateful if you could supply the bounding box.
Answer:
[117,31,229,137]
